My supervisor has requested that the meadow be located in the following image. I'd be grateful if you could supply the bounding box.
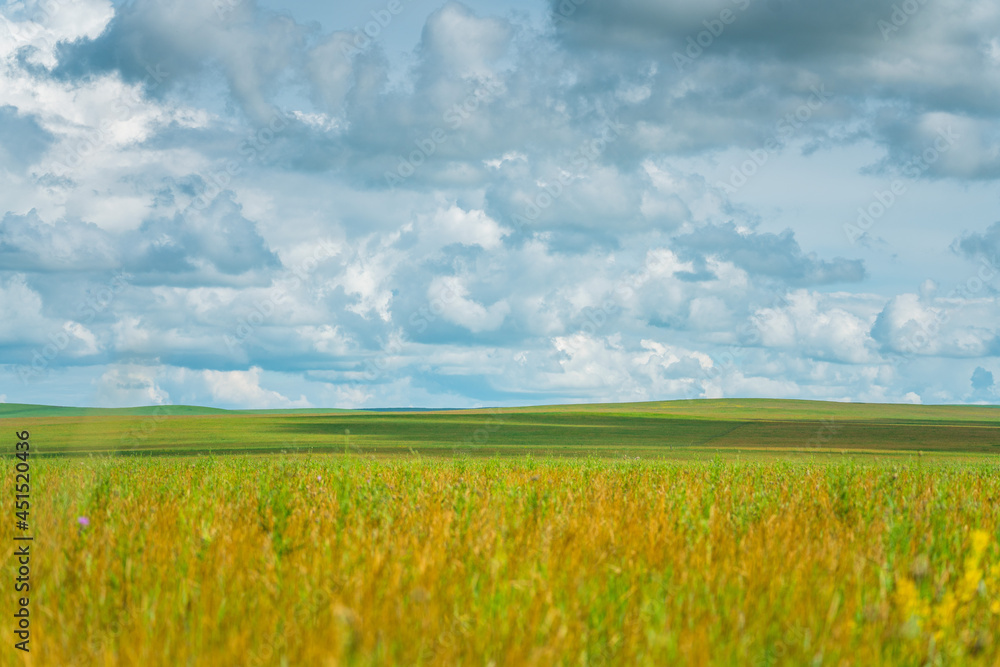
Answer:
[2,399,1000,665]
[2,398,999,459]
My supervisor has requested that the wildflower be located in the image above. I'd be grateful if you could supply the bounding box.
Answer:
[77,516,90,528]
[895,577,928,627]
[959,530,991,602]
[972,530,990,556]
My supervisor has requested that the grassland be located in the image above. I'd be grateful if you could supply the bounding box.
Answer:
[2,399,999,665]
[5,455,1000,666]
[2,398,999,458]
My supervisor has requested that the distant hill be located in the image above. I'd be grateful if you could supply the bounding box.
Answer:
[2,398,998,459]
[0,403,358,418]
[1,398,998,421]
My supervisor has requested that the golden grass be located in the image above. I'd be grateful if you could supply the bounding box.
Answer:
[6,456,1000,666]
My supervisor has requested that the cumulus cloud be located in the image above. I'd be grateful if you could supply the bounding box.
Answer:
[419,2,512,78]
[870,293,999,358]
[751,291,877,364]
[202,366,310,409]
[674,223,866,286]
[93,364,169,407]
[429,276,511,333]
[550,0,1000,177]
[427,205,508,250]
[0,274,53,344]
[126,192,281,282]
[0,0,998,408]
[0,210,116,271]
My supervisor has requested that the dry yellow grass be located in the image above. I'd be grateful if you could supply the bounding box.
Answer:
[5,455,1000,665]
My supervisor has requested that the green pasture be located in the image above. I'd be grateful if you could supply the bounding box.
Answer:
[1,398,997,459]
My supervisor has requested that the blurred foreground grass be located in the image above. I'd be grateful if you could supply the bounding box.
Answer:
[5,455,1000,666]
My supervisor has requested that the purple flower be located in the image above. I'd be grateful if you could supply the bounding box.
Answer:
[77,516,90,528]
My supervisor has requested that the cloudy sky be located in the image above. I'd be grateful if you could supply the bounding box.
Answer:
[1,0,999,409]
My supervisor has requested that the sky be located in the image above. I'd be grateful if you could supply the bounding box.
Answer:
[0,0,999,409]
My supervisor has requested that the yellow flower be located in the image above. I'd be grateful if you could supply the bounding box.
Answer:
[895,577,929,627]
[932,591,957,632]
[972,530,991,556]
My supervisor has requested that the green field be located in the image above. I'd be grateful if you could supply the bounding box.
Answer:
[8,455,1000,666]
[4,398,1000,665]
[2,398,997,459]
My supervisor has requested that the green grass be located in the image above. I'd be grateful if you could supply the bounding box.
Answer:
[16,455,1000,665]
[6,401,1000,664]
[1,398,997,459]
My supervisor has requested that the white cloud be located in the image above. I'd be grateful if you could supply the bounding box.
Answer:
[753,291,878,364]
[1,0,999,409]
[296,325,353,355]
[872,293,999,357]
[0,275,51,343]
[421,3,512,78]
[428,205,508,250]
[94,365,169,407]
[202,367,310,409]
[429,276,510,333]
[0,0,114,65]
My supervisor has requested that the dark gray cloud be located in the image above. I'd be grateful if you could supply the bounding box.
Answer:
[551,0,901,58]
[674,223,866,285]
[955,221,1000,266]
[1,0,999,408]
[0,210,117,271]
[126,191,281,282]
[54,0,311,121]
[0,198,278,286]
[549,0,1000,177]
